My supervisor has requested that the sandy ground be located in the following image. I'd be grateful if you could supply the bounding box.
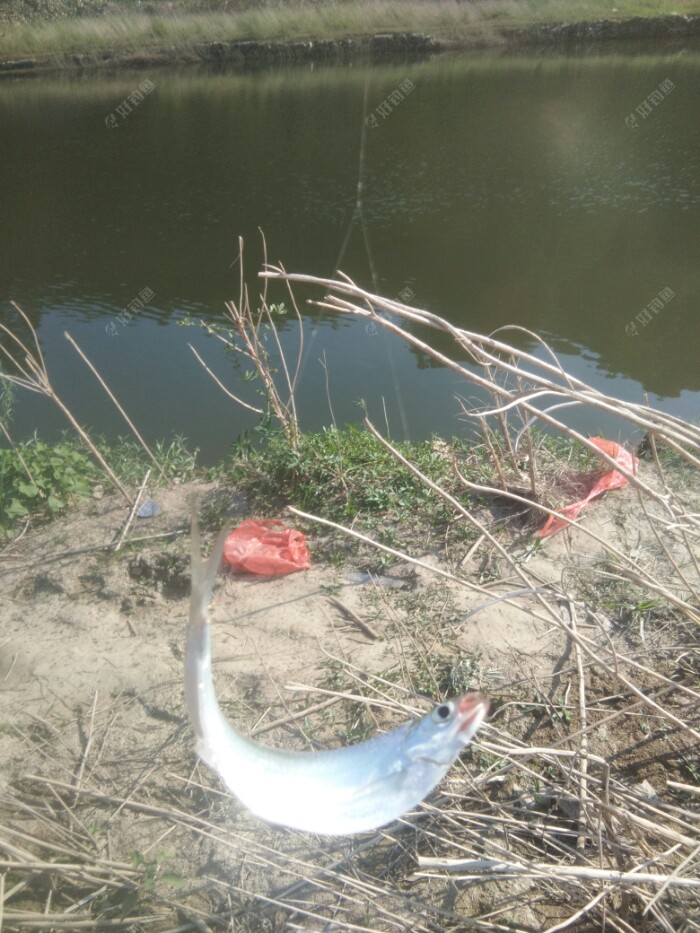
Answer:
[0,469,698,931]
[0,477,569,759]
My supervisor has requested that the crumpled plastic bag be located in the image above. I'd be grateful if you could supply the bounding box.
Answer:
[538,437,639,538]
[224,519,310,575]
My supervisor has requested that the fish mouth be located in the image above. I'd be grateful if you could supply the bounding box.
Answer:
[457,692,490,733]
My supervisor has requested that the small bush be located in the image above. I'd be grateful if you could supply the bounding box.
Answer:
[0,438,98,528]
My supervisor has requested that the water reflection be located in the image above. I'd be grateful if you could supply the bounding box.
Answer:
[0,50,697,462]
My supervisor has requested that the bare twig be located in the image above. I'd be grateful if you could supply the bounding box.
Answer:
[415,856,700,888]
[114,469,150,551]
[0,303,132,505]
[64,332,167,482]
[328,597,380,641]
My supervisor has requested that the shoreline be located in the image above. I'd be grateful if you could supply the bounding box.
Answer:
[2,12,699,77]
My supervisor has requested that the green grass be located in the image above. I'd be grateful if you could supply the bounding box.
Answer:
[212,424,484,559]
[0,423,484,550]
[221,424,460,515]
[0,433,200,535]
[1,0,698,60]
[0,438,99,527]
[97,433,200,486]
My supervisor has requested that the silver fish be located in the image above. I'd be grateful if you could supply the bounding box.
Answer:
[186,516,489,835]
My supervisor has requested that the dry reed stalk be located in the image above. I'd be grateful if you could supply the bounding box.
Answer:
[113,468,150,551]
[64,332,168,483]
[254,266,699,931]
[190,236,302,449]
[262,268,700,464]
[0,418,41,496]
[484,363,519,472]
[187,341,263,414]
[563,599,591,863]
[0,302,133,505]
[0,528,186,577]
[414,856,700,889]
[72,689,99,794]
[478,415,510,491]
[328,596,381,640]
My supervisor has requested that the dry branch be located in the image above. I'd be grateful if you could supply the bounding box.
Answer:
[415,856,700,889]
[0,303,133,505]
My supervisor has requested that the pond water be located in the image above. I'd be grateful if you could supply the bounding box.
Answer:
[1,47,698,464]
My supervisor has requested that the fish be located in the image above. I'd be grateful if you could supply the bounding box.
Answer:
[186,515,489,835]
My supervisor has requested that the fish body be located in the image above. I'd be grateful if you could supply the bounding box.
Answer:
[186,518,489,835]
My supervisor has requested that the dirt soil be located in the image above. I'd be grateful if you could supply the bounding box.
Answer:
[0,470,698,931]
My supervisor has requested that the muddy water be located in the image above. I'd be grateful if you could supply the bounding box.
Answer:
[0,50,697,462]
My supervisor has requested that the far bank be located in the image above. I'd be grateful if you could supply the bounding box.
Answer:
[1,1,699,76]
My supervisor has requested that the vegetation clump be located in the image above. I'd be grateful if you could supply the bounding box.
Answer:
[0,433,199,536]
[0,437,98,527]
[227,425,472,518]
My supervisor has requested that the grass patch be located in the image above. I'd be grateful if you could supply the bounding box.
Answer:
[212,424,484,560]
[96,433,201,487]
[0,437,99,529]
[222,424,462,517]
[0,433,200,536]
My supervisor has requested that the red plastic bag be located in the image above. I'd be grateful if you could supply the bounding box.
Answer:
[538,437,639,538]
[224,519,310,575]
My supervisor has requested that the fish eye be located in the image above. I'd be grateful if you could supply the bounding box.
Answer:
[432,702,453,723]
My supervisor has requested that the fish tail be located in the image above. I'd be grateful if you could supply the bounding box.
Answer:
[189,508,229,626]
[186,505,229,746]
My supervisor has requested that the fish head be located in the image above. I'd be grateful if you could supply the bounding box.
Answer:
[401,692,489,767]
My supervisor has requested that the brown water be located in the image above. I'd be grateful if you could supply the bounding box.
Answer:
[0,49,698,463]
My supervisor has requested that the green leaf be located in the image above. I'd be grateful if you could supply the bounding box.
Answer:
[17,482,39,497]
[46,494,64,512]
[7,498,28,517]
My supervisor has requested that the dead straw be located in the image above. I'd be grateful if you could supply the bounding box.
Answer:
[414,856,700,889]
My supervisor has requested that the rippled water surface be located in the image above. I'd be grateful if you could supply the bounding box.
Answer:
[1,49,698,461]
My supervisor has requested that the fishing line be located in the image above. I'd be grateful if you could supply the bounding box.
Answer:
[295,76,409,438]
[461,587,557,625]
